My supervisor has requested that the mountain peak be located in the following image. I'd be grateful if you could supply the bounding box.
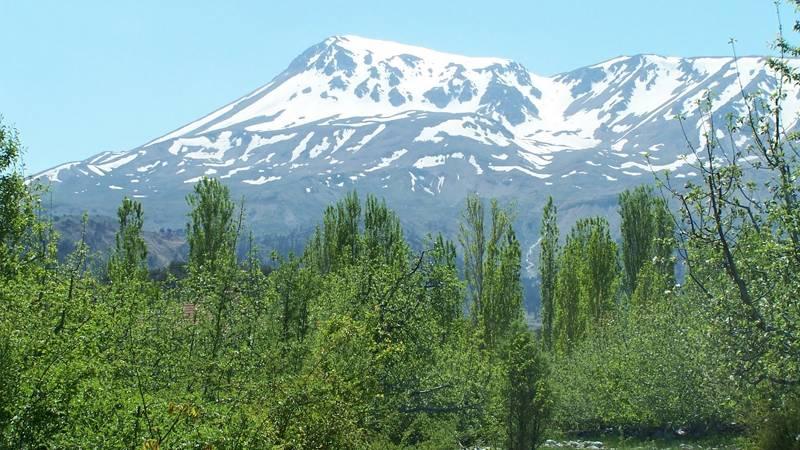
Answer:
[143,35,541,143]
[134,36,786,156]
[320,35,512,69]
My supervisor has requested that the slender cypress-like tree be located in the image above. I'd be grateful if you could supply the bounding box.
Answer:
[482,204,524,347]
[186,177,236,272]
[538,197,559,350]
[108,197,148,281]
[459,195,523,347]
[459,194,486,320]
[306,191,363,273]
[553,217,619,352]
[619,185,674,297]
[553,232,582,353]
[583,217,619,320]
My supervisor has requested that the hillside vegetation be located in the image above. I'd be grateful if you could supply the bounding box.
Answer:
[3,4,800,449]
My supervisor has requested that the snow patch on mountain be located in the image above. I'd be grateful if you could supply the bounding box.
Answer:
[364,149,408,172]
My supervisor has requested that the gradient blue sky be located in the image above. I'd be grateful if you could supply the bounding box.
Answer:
[2,0,794,173]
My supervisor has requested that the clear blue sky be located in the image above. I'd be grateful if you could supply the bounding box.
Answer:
[1,0,793,173]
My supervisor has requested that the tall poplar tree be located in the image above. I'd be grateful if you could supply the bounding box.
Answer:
[459,195,523,347]
[186,177,237,272]
[553,217,619,352]
[553,231,583,353]
[482,201,524,347]
[619,185,674,297]
[538,197,559,350]
[108,197,148,282]
[459,194,486,319]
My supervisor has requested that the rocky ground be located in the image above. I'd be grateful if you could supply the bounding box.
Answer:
[541,437,746,450]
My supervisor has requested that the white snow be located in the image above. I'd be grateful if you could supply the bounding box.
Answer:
[193,32,542,138]
[364,149,408,172]
[413,155,446,169]
[616,152,699,173]
[488,165,550,179]
[87,165,105,176]
[243,175,282,185]
[409,172,417,191]
[334,35,508,68]
[91,153,138,174]
[257,152,276,164]
[45,42,795,207]
[468,155,483,175]
[146,102,237,146]
[168,131,234,161]
[331,128,357,154]
[415,118,512,147]
[309,136,331,158]
[241,133,297,162]
[137,161,162,173]
[34,162,79,182]
[290,132,315,162]
[348,124,385,152]
[221,166,252,179]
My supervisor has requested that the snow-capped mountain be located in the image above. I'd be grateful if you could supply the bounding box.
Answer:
[33,35,800,270]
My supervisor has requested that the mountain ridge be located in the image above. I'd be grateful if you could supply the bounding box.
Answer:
[30,35,800,277]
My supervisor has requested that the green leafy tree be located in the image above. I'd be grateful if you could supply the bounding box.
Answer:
[184,177,245,400]
[538,197,559,350]
[664,24,800,394]
[459,195,523,348]
[364,195,406,266]
[107,197,148,282]
[552,227,583,353]
[583,217,619,321]
[553,217,619,352]
[482,200,524,348]
[186,177,237,272]
[459,194,486,318]
[0,119,39,276]
[619,185,674,297]
[306,191,362,273]
[552,284,734,432]
[425,233,462,330]
[503,329,551,450]
[271,252,316,344]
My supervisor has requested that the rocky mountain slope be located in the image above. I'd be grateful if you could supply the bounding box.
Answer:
[32,35,800,273]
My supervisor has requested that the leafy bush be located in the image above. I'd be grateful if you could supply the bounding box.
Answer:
[551,287,736,434]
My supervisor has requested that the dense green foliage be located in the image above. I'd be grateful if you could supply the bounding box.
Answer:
[551,217,619,354]
[618,185,674,297]
[0,154,552,448]
[5,5,800,446]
